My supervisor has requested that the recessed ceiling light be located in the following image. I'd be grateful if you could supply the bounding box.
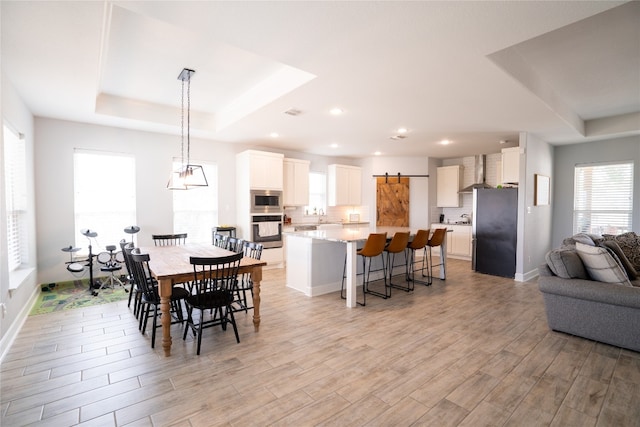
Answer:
[440,139,451,145]
[330,143,339,148]
[270,132,279,138]
[397,127,408,134]
[330,107,344,115]
[374,151,382,156]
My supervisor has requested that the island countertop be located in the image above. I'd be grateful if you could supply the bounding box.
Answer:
[283,225,423,243]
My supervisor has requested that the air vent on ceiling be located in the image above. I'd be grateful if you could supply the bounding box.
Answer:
[284,108,302,116]
[390,134,408,140]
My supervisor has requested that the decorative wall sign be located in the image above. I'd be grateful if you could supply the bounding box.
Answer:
[534,174,550,206]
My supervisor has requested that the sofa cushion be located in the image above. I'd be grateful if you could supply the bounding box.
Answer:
[545,247,589,279]
[575,242,631,286]
[599,240,638,280]
[562,233,603,247]
[602,232,640,272]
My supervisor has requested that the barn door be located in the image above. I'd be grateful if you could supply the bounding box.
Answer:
[376,177,409,226]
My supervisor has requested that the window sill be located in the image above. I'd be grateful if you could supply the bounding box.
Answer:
[9,267,35,294]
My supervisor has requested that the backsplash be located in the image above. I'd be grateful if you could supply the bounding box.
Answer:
[284,205,369,225]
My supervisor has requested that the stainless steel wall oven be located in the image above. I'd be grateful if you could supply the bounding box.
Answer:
[251,214,283,248]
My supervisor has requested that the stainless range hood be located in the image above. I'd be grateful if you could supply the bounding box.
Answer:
[459,155,492,193]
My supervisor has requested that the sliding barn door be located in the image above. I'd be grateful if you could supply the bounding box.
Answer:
[376,177,410,226]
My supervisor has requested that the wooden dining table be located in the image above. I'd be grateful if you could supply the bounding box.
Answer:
[141,243,267,356]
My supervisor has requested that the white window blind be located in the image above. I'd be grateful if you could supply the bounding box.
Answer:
[172,161,218,243]
[74,150,136,251]
[574,161,634,235]
[3,124,28,271]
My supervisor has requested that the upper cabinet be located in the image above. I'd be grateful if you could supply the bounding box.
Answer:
[328,164,361,206]
[237,150,284,190]
[501,147,520,184]
[436,165,462,207]
[283,158,310,206]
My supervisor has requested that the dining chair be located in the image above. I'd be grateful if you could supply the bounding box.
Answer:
[119,239,141,315]
[426,228,447,284]
[226,236,245,253]
[405,229,431,286]
[152,233,187,246]
[232,241,263,313]
[129,250,190,348]
[213,233,229,249]
[385,231,411,293]
[183,251,243,355]
[341,232,387,306]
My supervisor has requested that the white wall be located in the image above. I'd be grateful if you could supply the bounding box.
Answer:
[1,74,37,357]
[518,133,553,281]
[551,135,640,248]
[34,118,239,285]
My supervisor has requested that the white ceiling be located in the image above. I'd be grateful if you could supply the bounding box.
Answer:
[2,1,639,159]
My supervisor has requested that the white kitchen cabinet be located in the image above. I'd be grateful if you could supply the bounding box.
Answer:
[238,150,284,190]
[431,223,471,260]
[501,147,520,184]
[436,165,462,207]
[283,158,310,206]
[328,164,362,206]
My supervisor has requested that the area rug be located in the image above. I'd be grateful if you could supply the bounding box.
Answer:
[30,279,129,316]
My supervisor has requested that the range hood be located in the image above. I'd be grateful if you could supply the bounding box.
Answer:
[459,155,492,193]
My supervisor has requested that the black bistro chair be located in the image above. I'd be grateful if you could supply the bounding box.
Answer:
[183,252,243,355]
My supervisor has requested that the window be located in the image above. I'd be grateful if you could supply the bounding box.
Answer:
[306,172,326,215]
[74,150,136,250]
[574,161,633,235]
[172,161,218,243]
[3,124,28,271]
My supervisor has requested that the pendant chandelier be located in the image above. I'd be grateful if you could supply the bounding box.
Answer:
[167,68,208,190]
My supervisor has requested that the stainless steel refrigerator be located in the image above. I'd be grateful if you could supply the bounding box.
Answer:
[472,188,518,278]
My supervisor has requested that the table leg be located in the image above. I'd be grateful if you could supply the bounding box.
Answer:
[158,278,173,356]
[252,266,262,331]
[346,241,357,308]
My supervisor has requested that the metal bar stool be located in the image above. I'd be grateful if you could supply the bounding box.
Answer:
[385,231,411,293]
[426,228,447,284]
[406,229,431,286]
[341,232,388,306]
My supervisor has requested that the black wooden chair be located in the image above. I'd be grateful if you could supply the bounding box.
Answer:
[232,241,263,313]
[119,239,141,316]
[183,252,243,355]
[152,233,187,246]
[129,250,189,348]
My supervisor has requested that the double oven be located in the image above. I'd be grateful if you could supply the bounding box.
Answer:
[250,189,283,248]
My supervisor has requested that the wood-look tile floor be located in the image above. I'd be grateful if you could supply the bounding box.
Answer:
[2,259,639,426]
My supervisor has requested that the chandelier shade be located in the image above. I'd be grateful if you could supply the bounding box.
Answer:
[167,68,208,190]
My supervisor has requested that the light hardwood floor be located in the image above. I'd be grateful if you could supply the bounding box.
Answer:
[1,259,639,426]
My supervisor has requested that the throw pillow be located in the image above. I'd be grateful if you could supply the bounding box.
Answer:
[599,240,638,280]
[602,232,640,272]
[545,247,589,279]
[575,242,631,286]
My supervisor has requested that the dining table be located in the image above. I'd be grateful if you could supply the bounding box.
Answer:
[141,243,267,356]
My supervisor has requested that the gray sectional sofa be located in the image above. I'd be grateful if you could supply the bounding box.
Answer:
[538,232,640,352]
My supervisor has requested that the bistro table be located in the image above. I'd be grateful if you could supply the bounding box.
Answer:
[141,243,267,356]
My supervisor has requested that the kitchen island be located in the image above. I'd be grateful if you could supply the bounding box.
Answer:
[284,226,447,307]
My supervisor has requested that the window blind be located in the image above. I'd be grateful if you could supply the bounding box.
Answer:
[574,161,634,235]
[3,124,28,271]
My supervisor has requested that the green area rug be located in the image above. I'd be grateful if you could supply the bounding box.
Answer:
[30,279,129,316]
